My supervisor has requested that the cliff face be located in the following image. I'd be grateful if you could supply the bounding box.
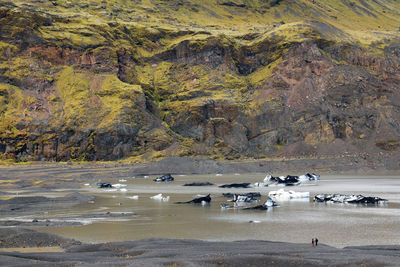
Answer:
[1,0,400,162]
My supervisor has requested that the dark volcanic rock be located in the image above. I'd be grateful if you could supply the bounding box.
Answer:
[0,3,400,164]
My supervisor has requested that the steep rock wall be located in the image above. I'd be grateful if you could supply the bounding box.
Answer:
[0,2,400,162]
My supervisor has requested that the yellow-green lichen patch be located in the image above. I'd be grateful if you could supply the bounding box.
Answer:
[95,75,143,129]
[53,66,92,128]
[0,83,35,137]
[248,57,283,87]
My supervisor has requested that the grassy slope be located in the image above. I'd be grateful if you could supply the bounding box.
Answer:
[1,0,400,161]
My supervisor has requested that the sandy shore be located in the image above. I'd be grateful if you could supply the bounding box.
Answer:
[0,246,64,253]
[1,155,400,176]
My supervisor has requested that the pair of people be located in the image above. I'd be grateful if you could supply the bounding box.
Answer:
[312,238,319,247]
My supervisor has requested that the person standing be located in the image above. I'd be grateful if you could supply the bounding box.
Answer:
[315,238,318,246]
[312,238,314,247]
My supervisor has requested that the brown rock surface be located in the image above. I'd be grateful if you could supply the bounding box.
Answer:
[0,1,399,165]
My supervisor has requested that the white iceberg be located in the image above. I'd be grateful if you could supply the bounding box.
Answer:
[265,197,278,207]
[112,184,127,188]
[127,195,139,200]
[150,193,170,201]
[150,193,163,200]
[268,189,310,200]
[254,182,268,187]
[262,173,320,186]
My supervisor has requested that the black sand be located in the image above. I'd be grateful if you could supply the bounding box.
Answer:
[0,229,399,266]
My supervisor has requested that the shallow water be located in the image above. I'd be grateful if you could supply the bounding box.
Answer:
[19,174,400,248]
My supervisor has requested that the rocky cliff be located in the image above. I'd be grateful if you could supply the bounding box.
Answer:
[1,0,400,162]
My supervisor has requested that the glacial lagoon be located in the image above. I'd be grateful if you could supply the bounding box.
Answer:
[5,173,400,248]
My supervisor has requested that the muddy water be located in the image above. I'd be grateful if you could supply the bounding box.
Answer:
[26,174,400,248]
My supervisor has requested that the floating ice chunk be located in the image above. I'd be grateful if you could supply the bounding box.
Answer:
[112,184,127,188]
[97,182,113,188]
[153,174,174,182]
[105,189,118,192]
[150,194,169,201]
[298,173,320,181]
[262,173,319,186]
[119,179,127,182]
[176,194,211,204]
[314,194,386,204]
[263,174,272,183]
[84,183,90,186]
[220,203,231,209]
[228,194,259,204]
[254,182,268,187]
[298,175,308,181]
[265,197,277,207]
[216,174,222,176]
[150,193,163,200]
[268,189,309,200]
[119,188,127,192]
[267,183,285,187]
[128,195,139,200]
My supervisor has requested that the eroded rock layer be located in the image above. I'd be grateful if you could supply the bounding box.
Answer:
[1,0,400,162]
